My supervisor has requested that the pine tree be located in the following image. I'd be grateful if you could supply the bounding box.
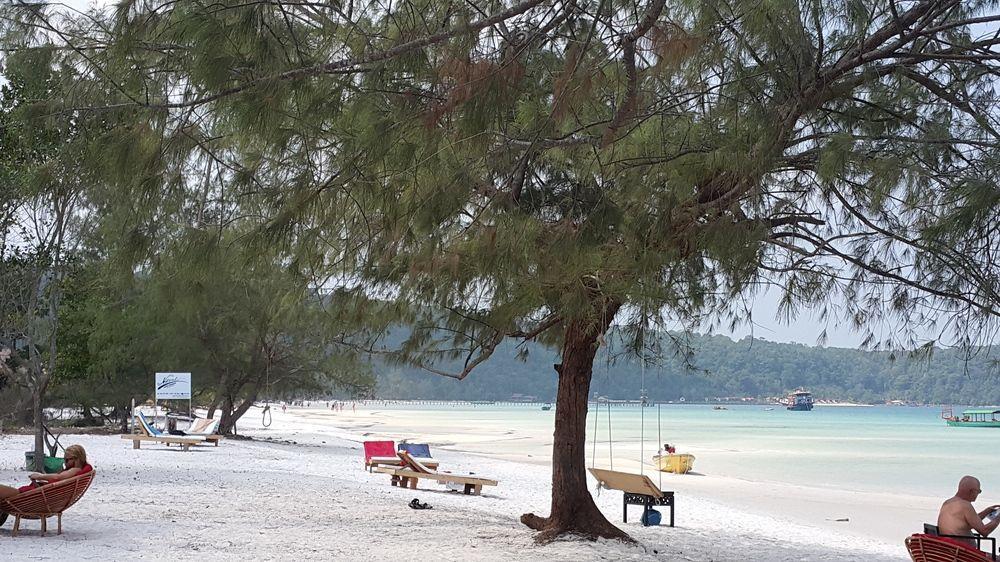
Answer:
[6,0,999,541]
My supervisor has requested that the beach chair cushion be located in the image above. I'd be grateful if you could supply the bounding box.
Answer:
[185,417,220,435]
[906,533,992,561]
[136,411,163,436]
[398,443,432,458]
[363,441,396,462]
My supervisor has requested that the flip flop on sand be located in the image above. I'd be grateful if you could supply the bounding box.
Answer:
[408,498,432,510]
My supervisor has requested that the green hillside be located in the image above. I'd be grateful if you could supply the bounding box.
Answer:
[373,333,999,405]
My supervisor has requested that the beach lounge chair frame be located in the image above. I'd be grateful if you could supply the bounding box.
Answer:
[921,524,996,560]
[375,451,497,496]
[588,468,675,527]
[363,441,438,472]
[121,412,206,451]
[0,470,95,537]
[907,532,995,561]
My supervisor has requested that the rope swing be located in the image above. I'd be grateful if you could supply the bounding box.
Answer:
[588,330,665,485]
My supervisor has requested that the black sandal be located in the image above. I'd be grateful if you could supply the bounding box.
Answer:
[0,511,7,527]
[408,498,432,510]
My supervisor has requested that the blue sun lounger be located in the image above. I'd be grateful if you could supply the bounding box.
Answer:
[397,443,432,458]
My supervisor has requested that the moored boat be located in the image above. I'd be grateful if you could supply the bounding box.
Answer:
[653,453,696,474]
[786,389,814,411]
[943,408,1000,427]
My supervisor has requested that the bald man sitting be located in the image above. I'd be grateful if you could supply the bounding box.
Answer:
[938,475,1000,547]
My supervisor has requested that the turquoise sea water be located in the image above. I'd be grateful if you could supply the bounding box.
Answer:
[365,403,997,498]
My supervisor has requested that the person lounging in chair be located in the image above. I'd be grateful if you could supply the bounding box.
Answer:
[0,444,92,500]
[938,475,1000,547]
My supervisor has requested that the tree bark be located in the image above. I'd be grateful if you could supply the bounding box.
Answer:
[32,390,44,471]
[521,297,632,543]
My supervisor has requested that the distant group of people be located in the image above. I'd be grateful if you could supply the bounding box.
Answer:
[327,401,355,413]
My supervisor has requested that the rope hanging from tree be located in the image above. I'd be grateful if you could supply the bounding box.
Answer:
[261,362,273,428]
[589,328,666,487]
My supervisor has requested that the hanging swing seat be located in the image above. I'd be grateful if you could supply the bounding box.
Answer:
[589,468,675,527]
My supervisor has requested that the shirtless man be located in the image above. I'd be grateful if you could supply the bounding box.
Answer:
[938,475,1000,546]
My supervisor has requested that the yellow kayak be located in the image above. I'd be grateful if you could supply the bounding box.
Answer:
[653,453,696,474]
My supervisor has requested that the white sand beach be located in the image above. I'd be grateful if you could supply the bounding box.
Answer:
[0,404,917,561]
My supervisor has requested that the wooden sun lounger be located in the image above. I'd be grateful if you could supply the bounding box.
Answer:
[121,433,205,451]
[375,467,498,495]
[123,413,206,451]
[375,450,498,495]
[367,456,439,471]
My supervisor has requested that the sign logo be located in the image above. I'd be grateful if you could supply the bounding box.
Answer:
[155,372,191,400]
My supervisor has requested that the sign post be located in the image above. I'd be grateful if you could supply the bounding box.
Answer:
[155,372,193,419]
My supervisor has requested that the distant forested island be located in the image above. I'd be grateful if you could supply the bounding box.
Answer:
[372,333,999,405]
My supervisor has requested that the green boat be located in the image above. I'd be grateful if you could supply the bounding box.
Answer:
[944,408,1000,427]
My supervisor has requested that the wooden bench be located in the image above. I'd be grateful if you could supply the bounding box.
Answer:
[375,467,498,495]
[0,470,95,536]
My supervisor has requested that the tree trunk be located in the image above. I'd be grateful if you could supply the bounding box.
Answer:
[521,298,632,543]
[218,395,236,435]
[32,389,45,472]
[220,391,260,435]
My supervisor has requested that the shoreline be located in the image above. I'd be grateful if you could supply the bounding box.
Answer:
[290,404,926,551]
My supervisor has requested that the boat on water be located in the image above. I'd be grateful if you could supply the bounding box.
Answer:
[713,405,727,410]
[653,453,696,474]
[541,403,552,411]
[943,408,1000,427]
[786,390,814,411]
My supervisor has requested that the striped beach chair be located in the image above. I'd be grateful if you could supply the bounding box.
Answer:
[906,533,994,561]
[0,470,95,536]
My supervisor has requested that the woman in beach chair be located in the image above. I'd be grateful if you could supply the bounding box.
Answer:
[0,445,93,528]
[0,445,93,500]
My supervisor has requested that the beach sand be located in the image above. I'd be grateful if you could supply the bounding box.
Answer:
[0,405,911,561]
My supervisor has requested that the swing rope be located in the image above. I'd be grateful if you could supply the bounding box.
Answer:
[639,356,645,476]
[262,361,273,428]
[591,395,599,469]
[607,401,613,471]
[587,318,671,494]
[657,362,663,489]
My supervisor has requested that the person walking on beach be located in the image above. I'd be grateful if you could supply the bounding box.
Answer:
[938,475,1000,546]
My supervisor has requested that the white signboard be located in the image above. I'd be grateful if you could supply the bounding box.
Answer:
[155,372,191,400]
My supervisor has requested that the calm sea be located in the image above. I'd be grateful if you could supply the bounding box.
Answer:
[360,403,995,498]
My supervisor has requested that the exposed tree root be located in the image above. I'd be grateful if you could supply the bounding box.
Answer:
[520,512,636,544]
